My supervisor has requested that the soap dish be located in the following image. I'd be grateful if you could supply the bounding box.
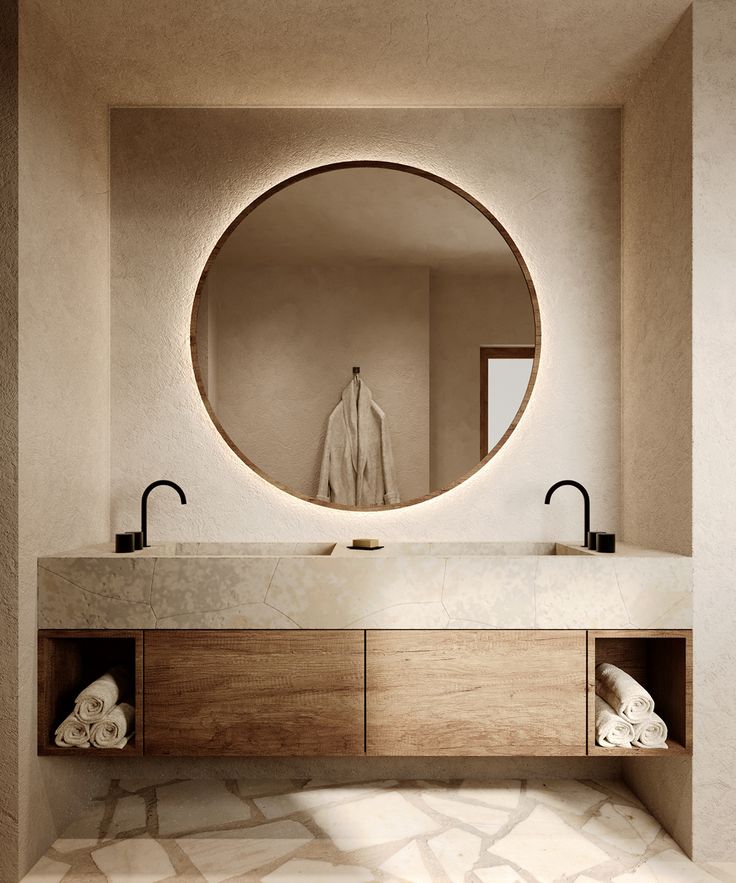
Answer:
[346,545,385,551]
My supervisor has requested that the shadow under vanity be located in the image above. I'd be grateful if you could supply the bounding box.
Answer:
[37,542,692,760]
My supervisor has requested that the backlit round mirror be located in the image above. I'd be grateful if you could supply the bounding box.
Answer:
[192,162,540,509]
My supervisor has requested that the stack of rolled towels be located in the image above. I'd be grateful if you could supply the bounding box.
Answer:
[54,666,134,749]
[595,662,668,749]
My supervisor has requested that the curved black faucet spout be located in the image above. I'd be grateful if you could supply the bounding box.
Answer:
[544,479,590,547]
[141,480,187,548]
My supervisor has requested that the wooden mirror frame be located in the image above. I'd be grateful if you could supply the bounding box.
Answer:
[190,160,541,510]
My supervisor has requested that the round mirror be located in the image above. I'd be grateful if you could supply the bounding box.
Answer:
[192,162,540,509]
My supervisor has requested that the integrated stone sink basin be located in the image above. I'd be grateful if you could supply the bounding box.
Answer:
[38,538,691,631]
[174,542,336,556]
[332,541,582,557]
[173,541,586,557]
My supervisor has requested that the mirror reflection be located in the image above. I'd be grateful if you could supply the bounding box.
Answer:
[193,164,539,509]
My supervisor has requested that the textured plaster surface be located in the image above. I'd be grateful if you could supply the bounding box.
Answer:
[30,0,691,107]
[619,13,695,854]
[622,8,693,557]
[0,2,19,879]
[110,107,621,543]
[17,3,111,876]
[692,0,736,861]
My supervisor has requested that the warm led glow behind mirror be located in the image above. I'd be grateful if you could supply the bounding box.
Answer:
[191,162,540,510]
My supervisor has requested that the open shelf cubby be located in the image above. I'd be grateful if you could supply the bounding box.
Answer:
[38,629,143,756]
[587,629,692,756]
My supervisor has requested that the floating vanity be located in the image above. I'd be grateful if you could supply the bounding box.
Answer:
[37,542,692,760]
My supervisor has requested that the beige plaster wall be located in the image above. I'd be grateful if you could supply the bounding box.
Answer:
[692,0,736,860]
[110,107,621,542]
[430,270,535,490]
[621,9,693,558]
[206,263,431,501]
[0,1,19,879]
[619,9,694,854]
[17,3,112,875]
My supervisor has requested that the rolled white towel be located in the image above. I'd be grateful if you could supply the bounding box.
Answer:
[74,666,130,723]
[90,702,134,749]
[54,713,91,748]
[632,713,668,749]
[595,663,655,723]
[595,696,634,748]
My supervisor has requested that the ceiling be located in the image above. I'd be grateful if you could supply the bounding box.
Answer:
[217,166,521,274]
[31,0,691,106]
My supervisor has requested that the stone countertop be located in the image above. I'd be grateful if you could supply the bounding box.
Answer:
[38,542,692,631]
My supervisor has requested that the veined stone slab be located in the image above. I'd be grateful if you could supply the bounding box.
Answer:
[39,542,692,630]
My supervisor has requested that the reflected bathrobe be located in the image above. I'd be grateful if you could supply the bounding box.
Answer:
[316,378,400,507]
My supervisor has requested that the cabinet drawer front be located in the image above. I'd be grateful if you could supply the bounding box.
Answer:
[144,630,364,756]
[366,630,586,755]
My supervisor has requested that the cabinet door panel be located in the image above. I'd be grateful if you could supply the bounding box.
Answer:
[366,630,586,755]
[144,630,364,756]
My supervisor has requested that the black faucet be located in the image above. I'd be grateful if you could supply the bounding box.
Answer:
[544,480,590,547]
[141,480,187,548]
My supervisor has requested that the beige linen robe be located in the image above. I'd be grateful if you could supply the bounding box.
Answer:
[316,378,399,507]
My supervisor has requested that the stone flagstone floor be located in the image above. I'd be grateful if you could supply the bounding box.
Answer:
[22,778,736,882]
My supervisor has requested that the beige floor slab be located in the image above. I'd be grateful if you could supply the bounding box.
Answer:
[489,804,610,882]
[21,778,722,883]
[157,779,251,836]
[176,820,313,883]
[428,827,483,883]
[312,791,441,851]
[90,838,175,883]
[261,858,375,881]
[379,840,433,883]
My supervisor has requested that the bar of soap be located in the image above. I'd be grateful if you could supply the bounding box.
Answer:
[352,538,381,549]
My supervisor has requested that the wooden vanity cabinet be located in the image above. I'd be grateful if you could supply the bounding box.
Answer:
[144,630,365,756]
[366,630,587,755]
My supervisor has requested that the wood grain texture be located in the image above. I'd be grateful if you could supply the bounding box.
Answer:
[38,629,143,756]
[190,160,542,512]
[366,630,587,756]
[587,630,692,756]
[144,630,365,756]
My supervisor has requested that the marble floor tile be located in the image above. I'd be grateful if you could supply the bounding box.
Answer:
[19,856,71,883]
[525,778,607,815]
[262,858,375,881]
[473,866,525,882]
[458,779,522,810]
[421,792,509,837]
[379,840,433,883]
[23,778,722,883]
[157,779,250,835]
[583,803,661,856]
[428,827,482,883]
[489,804,610,882]
[612,848,721,882]
[52,799,106,853]
[91,837,175,883]
[107,794,147,838]
[176,819,313,883]
[118,776,178,793]
[705,862,736,881]
[236,778,296,798]
[313,791,440,851]
[594,779,644,805]
[255,782,387,819]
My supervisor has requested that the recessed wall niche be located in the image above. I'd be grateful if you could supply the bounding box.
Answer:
[191,162,541,511]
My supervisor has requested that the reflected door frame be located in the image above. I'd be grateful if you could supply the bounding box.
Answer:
[480,346,536,459]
